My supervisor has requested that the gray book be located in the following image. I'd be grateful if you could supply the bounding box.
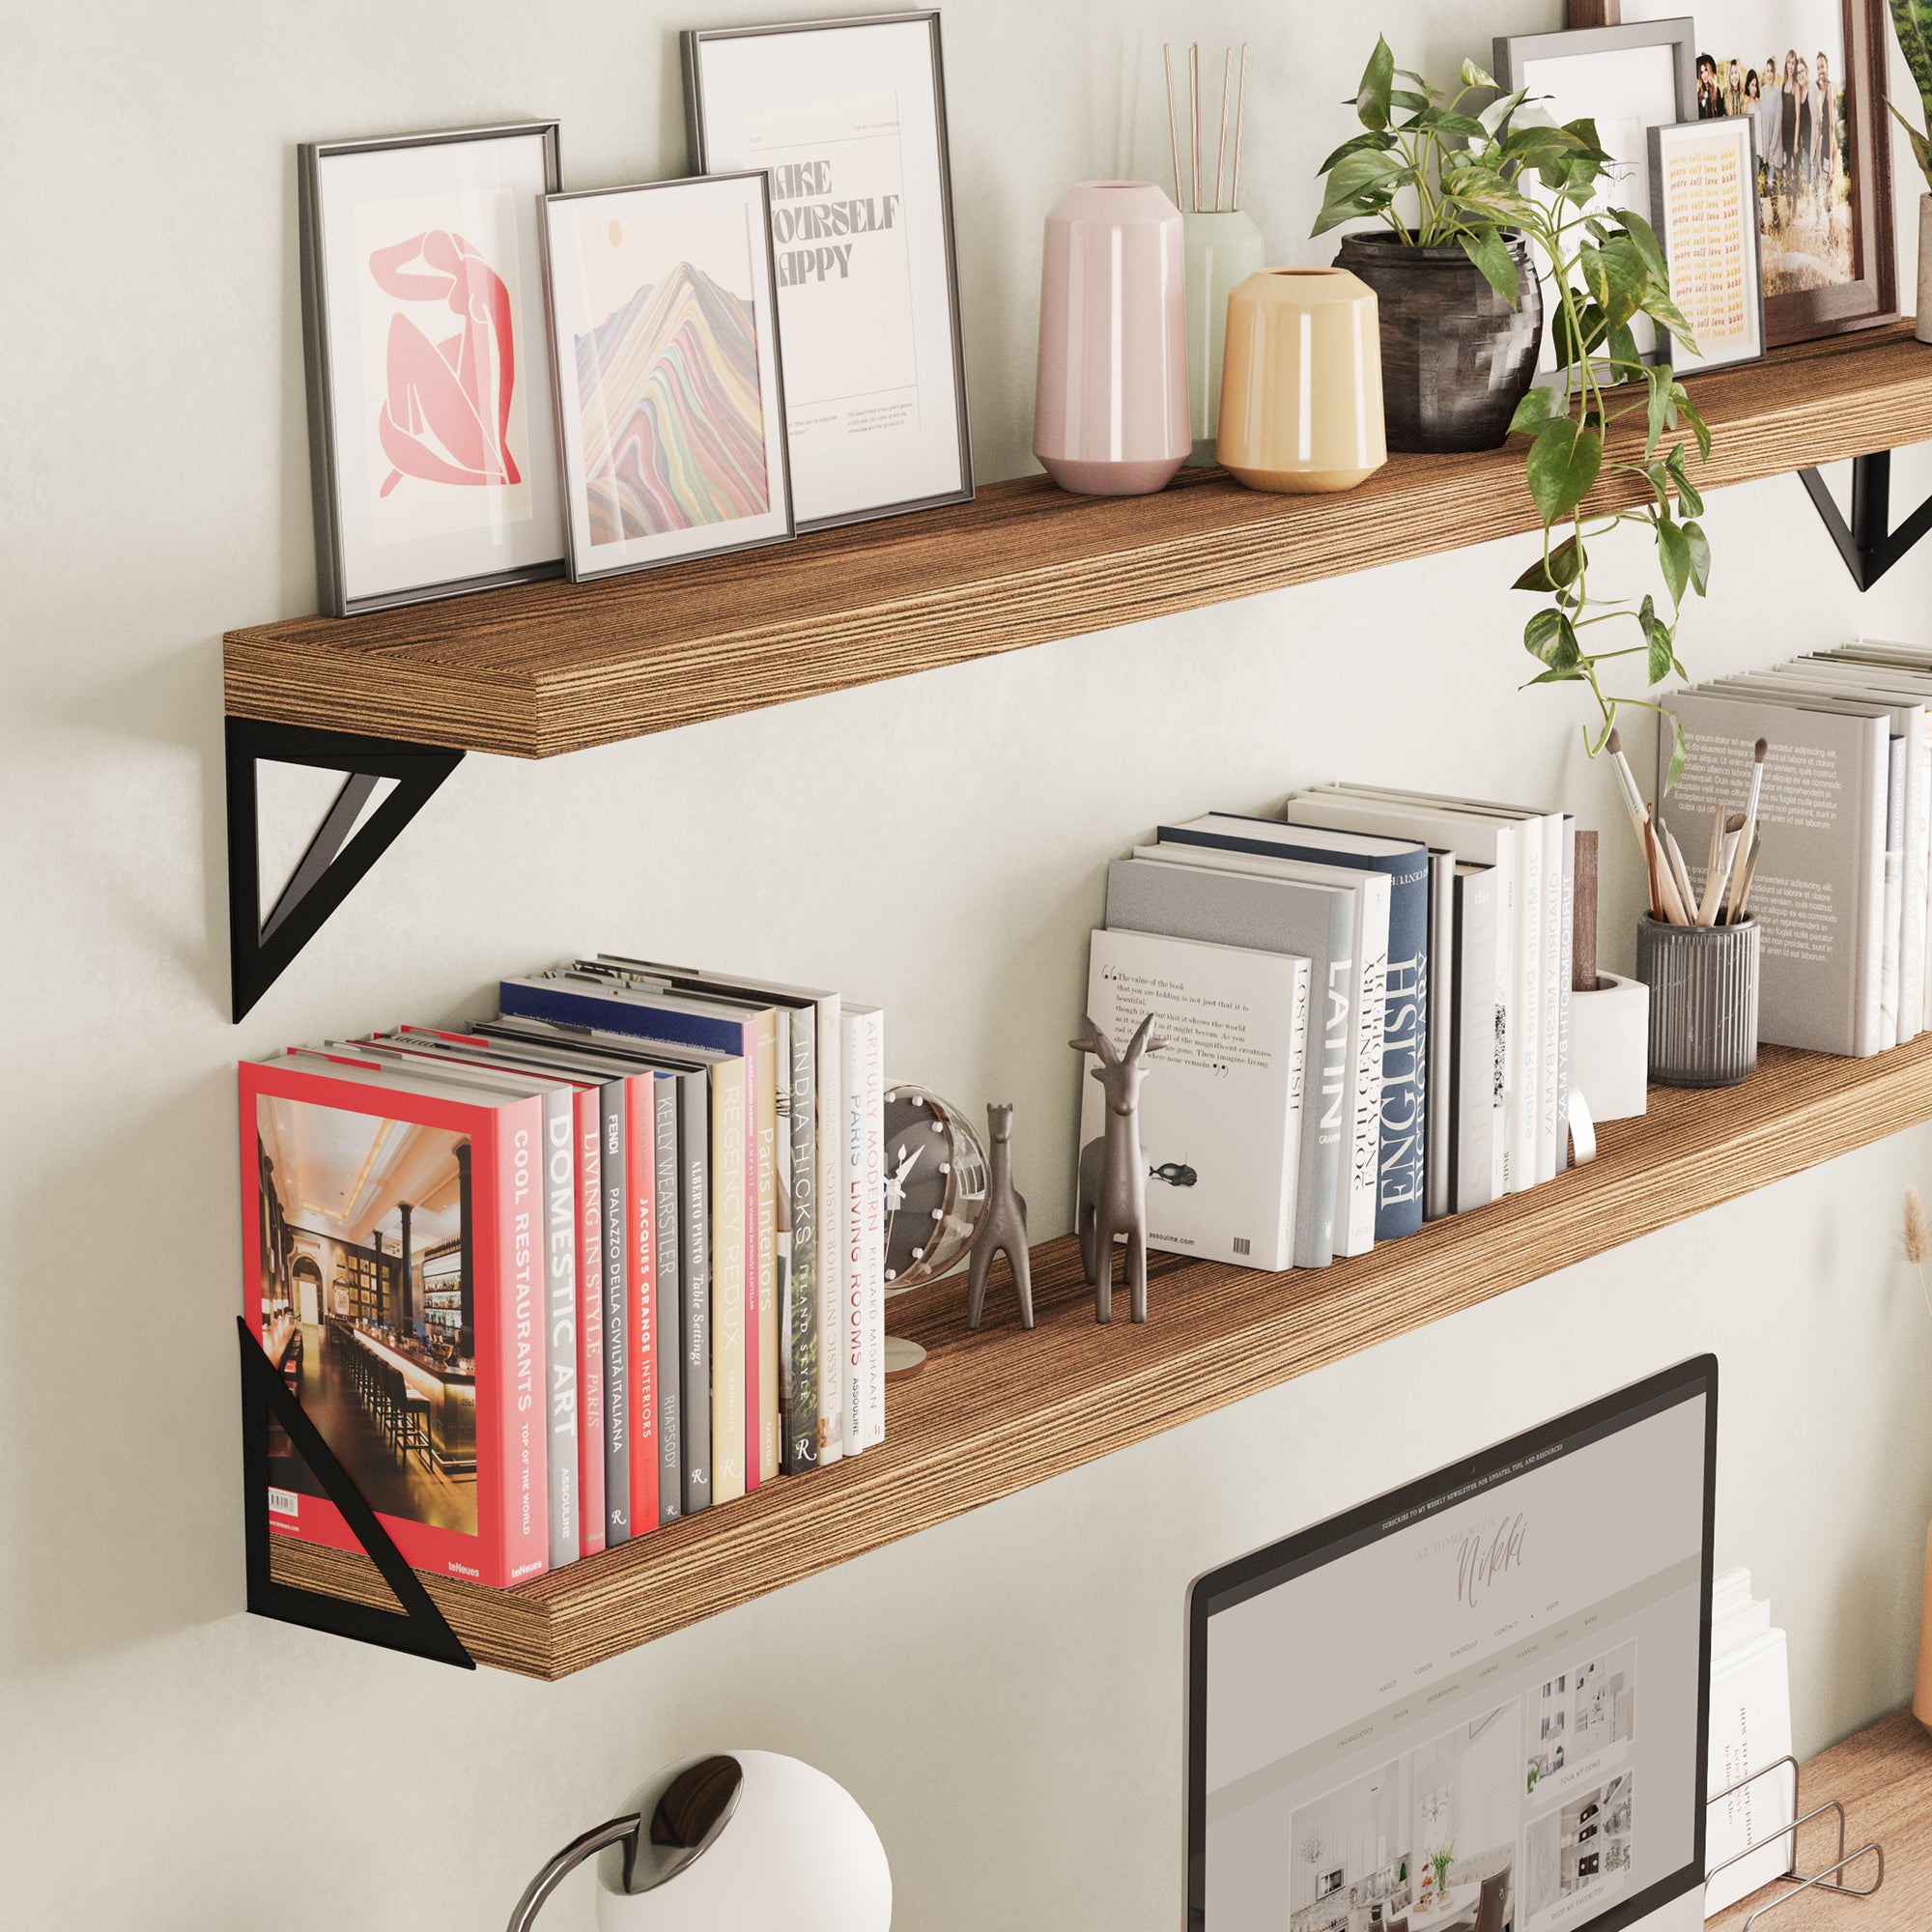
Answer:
[1661,687,1889,1056]
[782,1009,819,1473]
[1104,855,1354,1268]
[1426,850,1457,1221]
[652,1071,681,1524]
[1450,866,1501,1214]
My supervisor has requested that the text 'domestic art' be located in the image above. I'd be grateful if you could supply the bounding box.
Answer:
[568,206,770,542]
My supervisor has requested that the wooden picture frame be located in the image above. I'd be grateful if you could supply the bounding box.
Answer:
[1582,0,1897,344]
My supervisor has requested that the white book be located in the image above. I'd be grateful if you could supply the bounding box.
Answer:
[1081,928,1309,1270]
[1557,815,1576,1173]
[839,1006,886,1453]
[1142,841,1388,1257]
[1711,1565,1754,1622]
[1452,864,1505,1212]
[1705,1627,1795,1916]
[1712,1595,1773,1658]
[1290,793,1520,1197]
[1427,849,1458,1220]
[1663,688,1890,1056]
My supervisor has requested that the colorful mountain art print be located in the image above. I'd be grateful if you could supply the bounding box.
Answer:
[564,203,771,541]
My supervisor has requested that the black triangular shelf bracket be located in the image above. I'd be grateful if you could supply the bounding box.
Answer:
[226,718,463,1022]
[239,1318,473,1668]
[1799,450,1932,592]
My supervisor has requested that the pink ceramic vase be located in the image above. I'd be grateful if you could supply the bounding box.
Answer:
[1033,181,1188,497]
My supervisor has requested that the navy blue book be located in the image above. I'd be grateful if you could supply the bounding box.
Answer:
[1158,813,1431,1241]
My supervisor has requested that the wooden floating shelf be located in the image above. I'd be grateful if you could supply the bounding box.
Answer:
[225,325,1932,761]
[271,1032,1932,1679]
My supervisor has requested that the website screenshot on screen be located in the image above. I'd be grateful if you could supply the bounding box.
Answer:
[1205,1393,1705,1932]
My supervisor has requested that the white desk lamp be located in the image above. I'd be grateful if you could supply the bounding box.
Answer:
[507,1750,892,1931]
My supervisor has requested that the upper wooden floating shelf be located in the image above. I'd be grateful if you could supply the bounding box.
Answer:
[226,324,1932,760]
[271,1032,1932,1679]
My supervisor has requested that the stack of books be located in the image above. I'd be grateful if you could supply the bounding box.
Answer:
[1086,785,1577,1269]
[1663,641,1932,1058]
[240,956,886,1588]
[1704,1567,1794,1915]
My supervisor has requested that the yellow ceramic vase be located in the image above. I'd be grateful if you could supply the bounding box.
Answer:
[1216,268,1387,493]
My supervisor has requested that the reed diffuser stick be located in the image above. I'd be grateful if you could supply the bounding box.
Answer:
[1161,44,1184,208]
[1213,45,1234,211]
[1189,43,1201,213]
[1230,44,1249,210]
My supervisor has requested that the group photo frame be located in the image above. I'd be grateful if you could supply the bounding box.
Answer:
[682,11,975,532]
[1590,0,1897,343]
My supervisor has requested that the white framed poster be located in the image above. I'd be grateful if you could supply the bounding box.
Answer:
[682,12,974,531]
[298,123,565,616]
[1648,117,1768,373]
[538,171,793,582]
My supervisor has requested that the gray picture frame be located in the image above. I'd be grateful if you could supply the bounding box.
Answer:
[681,11,974,534]
[535,170,796,584]
[298,121,565,618]
[1646,116,1770,377]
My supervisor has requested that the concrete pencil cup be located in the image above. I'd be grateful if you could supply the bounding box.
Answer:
[1634,916,1760,1088]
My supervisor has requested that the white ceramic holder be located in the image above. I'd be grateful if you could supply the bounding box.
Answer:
[1568,972,1649,1122]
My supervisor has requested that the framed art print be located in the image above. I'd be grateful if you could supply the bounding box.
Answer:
[538,171,793,582]
[1495,20,1698,375]
[298,123,565,617]
[1616,0,1897,343]
[1648,118,1769,373]
[682,12,974,531]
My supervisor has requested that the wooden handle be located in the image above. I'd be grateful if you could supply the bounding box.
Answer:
[1567,0,1621,24]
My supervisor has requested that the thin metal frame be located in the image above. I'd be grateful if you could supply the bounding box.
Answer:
[1704,1753,1885,1928]
[1647,115,1770,376]
[239,1318,473,1667]
[681,11,976,533]
[1799,450,1932,588]
[298,121,565,617]
[535,171,796,583]
[226,717,464,1021]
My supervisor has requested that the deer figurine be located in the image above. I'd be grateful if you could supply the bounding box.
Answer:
[1071,1011,1165,1322]
[966,1103,1034,1330]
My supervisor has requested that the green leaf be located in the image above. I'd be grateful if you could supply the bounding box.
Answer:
[1513,534,1586,593]
[1432,110,1489,138]
[1479,86,1526,136]
[1683,519,1712,596]
[1644,364,1673,456]
[1646,285,1699,356]
[1460,56,1496,90]
[1356,36,1396,130]
[1612,208,1669,286]
[1509,385,1560,436]
[1523,607,1582,670]
[1666,444,1705,516]
[1460,228,1521,303]
[1657,518,1691,608]
[1324,147,1408,201]
[1527,417,1603,525]
[1318,129,1397,173]
[1889,99,1932,192]
[1663,712,1688,795]
[1526,666,1588,684]
[1641,596,1676,686]
[1675,389,1712,460]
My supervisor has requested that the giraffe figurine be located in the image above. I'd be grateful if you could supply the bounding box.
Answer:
[966,1103,1033,1330]
[1070,1011,1165,1322]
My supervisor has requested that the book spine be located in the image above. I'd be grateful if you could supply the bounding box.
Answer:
[842,1016,867,1454]
[602,1086,630,1546]
[1425,851,1457,1221]
[1537,815,1562,1184]
[654,1074,681,1524]
[815,999,845,1464]
[542,1091,581,1568]
[1280,960,1310,1264]
[626,1074,658,1538]
[1301,902,1352,1269]
[1860,719,1889,1055]
[1452,869,1499,1214]
[1374,862,1428,1241]
[1513,821,1541,1195]
[497,1098,549,1585]
[1884,734,1906,1050]
[679,1074,713,1515]
[752,1012,778,1488]
[1556,817,1576,1175]
[1340,880,1389,1258]
[1492,832,1517,1201]
[785,1010,820,1473]
[576,1091,606,1556]
[859,1010,886,1448]
[1904,713,1928,1040]
[711,1057,749,1504]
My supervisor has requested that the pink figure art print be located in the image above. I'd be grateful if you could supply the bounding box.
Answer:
[368,229,522,497]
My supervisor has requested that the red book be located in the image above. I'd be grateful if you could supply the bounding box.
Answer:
[241,1050,548,1588]
[624,1071,658,1535]
[574,1087,607,1557]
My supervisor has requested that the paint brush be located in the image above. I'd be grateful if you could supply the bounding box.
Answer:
[1230,44,1249,211]
[1698,811,1748,925]
[1213,45,1234,211]
[1162,45,1184,209]
[1731,831,1763,922]
[1724,737,1768,925]
[1605,727,1666,914]
[1662,826,1697,923]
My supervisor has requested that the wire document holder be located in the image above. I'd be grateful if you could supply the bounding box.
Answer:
[1705,1755,1884,1929]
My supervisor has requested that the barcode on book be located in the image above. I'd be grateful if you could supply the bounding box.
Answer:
[267,1487,299,1518]
[1233,1237,1250,1257]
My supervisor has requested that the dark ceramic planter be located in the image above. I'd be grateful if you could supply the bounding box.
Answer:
[1333,231,1544,454]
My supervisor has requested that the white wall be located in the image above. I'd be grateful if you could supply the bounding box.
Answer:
[6,3,1932,1925]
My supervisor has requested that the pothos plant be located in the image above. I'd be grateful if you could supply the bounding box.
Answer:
[1316,40,1715,787]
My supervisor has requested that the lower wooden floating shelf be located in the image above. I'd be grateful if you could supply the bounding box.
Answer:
[270,1035,1932,1678]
